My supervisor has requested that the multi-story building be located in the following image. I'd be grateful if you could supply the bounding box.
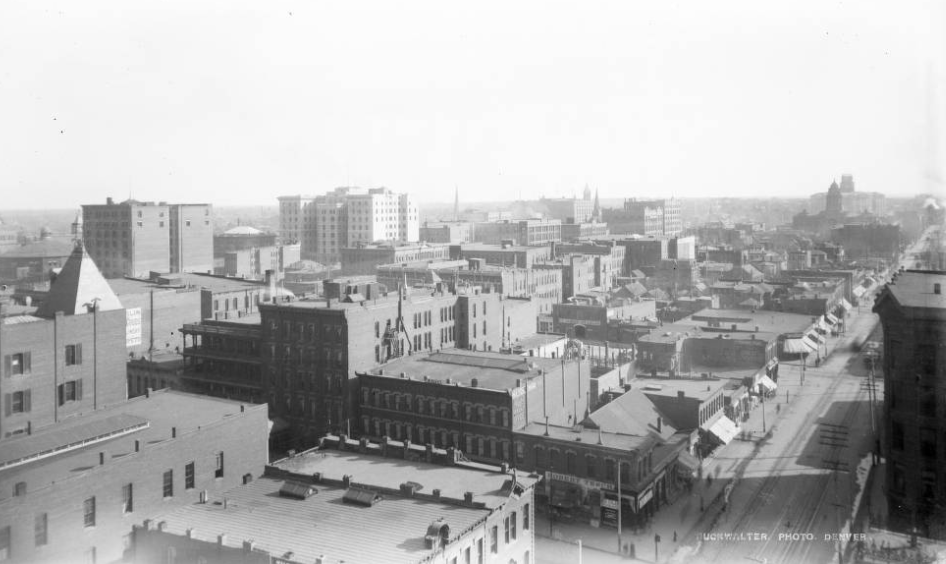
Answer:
[554,241,625,291]
[419,221,475,244]
[213,226,278,255]
[340,241,449,276]
[562,222,609,242]
[0,238,74,284]
[534,254,597,300]
[279,187,419,263]
[451,243,552,269]
[474,219,562,246]
[1,244,128,438]
[541,197,595,224]
[134,439,539,564]
[873,270,946,538]
[605,198,682,237]
[357,349,593,462]
[180,315,265,404]
[106,276,202,358]
[0,389,269,564]
[82,198,212,278]
[219,244,301,280]
[168,203,214,274]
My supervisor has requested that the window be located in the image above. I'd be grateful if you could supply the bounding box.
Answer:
[83,497,96,528]
[8,390,31,414]
[13,482,26,497]
[65,344,83,366]
[511,511,517,540]
[185,462,195,489]
[464,546,471,564]
[122,483,133,513]
[5,352,30,376]
[490,526,498,553]
[477,538,484,564]
[35,513,48,547]
[0,526,9,561]
[504,515,511,543]
[524,504,530,530]
[163,470,173,498]
[214,452,224,478]
[185,220,191,227]
[57,380,82,406]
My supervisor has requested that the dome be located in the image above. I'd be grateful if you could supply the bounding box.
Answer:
[224,226,263,235]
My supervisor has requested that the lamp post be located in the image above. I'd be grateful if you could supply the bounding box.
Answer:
[84,297,101,409]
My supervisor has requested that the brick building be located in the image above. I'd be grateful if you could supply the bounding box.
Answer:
[134,438,538,564]
[0,238,73,284]
[474,219,562,246]
[180,315,264,404]
[2,244,128,438]
[357,350,592,464]
[450,243,553,269]
[106,277,202,358]
[873,270,946,538]
[0,390,269,564]
[82,198,212,278]
[419,221,475,244]
[554,241,625,292]
[340,241,449,276]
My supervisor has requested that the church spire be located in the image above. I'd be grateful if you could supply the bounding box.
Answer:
[593,188,600,219]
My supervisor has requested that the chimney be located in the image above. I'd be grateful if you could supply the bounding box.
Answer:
[432,488,441,499]
[186,528,195,539]
[677,391,684,399]
[217,534,227,546]
[157,521,167,532]
[464,491,474,503]
[343,475,353,488]
[471,378,478,388]
[242,540,256,552]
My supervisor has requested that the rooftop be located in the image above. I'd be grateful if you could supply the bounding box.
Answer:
[368,349,570,392]
[630,376,728,402]
[586,388,677,440]
[0,238,74,258]
[683,309,814,335]
[35,243,123,317]
[275,448,538,510]
[517,422,656,452]
[511,332,566,351]
[876,270,946,312]
[165,272,267,292]
[148,471,489,564]
[0,390,263,498]
[456,243,548,253]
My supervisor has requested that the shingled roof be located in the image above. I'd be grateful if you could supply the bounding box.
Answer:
[35,243,123,317]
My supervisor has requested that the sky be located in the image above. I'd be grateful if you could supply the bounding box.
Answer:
[0,0,944,209]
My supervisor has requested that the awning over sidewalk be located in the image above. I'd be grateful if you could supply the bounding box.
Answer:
[838,298,853,312]
[757,374,778,393]
[853,286,866,298]
[707,416,739,445]
[825,313,839,325]
[783,337,816,354]
[814,317,830,332]
[805,331,826,345]
[676,451,701,477]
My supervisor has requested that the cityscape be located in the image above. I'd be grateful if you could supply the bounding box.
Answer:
[1,3,945,564]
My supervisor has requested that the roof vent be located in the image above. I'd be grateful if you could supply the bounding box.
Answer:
[343,487,382,507]
[471,378,479,388]
[425,518,450,549]
[278,481,317,500]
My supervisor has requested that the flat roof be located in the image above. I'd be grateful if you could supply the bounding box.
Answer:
[630,376,728,401]
[517,422,656,452]
[457,243,548,253]
[169,272,267,292]
[368,349,568,392]
[682,309,814,334]
[0,390,264,495]
[149,474,489,564]
[270,290,452,311]
[276,448,538,509]
[880,271,946,310]
[513,332,566,350]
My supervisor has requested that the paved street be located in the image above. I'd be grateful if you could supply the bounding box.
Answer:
[534,289,885,564]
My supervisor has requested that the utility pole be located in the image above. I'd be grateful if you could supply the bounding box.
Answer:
[616,460,622,553]
[759,384,766,434]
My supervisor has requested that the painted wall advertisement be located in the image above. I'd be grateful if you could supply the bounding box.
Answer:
[126,307,142,347]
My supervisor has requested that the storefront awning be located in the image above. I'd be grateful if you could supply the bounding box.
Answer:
[838,298,853,312]
[825,313,839,325]
[757,374,778,393]
[853,286,866,298]
[783,338,816,354]
[805,332,826,345]
[677,451,701,476]
[707,416,739,445]
[814,318,829,332]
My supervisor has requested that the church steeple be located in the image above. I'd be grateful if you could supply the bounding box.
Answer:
[593,188,600,219]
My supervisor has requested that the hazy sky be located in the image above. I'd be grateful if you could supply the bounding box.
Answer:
[1,0,943,209]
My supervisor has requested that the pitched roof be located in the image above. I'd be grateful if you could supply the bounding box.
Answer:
[35,243,122,317]
[586,388,677,440]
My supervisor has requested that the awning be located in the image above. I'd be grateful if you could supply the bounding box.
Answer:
[783,338,816,354]
[814,318,830,333]
[805,332,826,345]
[838,298,853,312]
[853,286,866,298]
[757,374,778,393]
[825,313,839,325]
[677,451,701,476]
[707,416,739,445]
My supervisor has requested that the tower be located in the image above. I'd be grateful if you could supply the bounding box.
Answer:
[593,188,600,220]
[826,180,843,219]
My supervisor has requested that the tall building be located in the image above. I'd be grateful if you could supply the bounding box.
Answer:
[278,187,419,263]
[826,180,844,219]
[82,198,212,278]
[606,198,682,237]
[873,270,946,538]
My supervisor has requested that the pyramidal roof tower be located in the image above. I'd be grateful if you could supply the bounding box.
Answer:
[36,242,123,317]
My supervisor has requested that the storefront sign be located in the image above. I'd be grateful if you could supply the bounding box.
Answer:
[637,488,653,508]
[558,318,602,326]
[545,471,615,492]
